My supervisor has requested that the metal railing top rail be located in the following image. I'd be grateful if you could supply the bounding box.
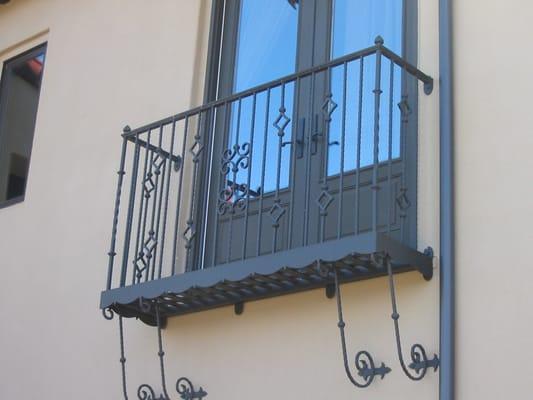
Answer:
[123,37,433,138]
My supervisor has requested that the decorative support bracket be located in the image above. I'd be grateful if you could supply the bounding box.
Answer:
[382,253,440,380]
[332,268,391,388]
[103,303,208,400]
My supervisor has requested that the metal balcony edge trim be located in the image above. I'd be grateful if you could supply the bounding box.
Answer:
[100,232,432,311]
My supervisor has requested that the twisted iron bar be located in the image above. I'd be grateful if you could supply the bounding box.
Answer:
[119,316,130,400]
[104,304,206,400]
[134,301,208,400]
[333,268,391,388]
[103,307,130,399]
[383,254,440,380]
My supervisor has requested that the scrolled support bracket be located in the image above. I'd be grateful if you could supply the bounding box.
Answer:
[102,302,207,400]
[136,300,209,400]
[332,268,391,388]
[383,253,440,380]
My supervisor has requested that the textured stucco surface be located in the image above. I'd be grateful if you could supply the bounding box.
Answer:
[0,1,440,399]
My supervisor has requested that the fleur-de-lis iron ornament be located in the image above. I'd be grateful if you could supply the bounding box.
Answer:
[381,253,440,380]
[331,266,391,387]
[103,303,208,400]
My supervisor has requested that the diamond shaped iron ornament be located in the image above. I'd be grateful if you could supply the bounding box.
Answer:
[143,173,155,198]
[134,230,157,280]
[152,153,165,175]
[316,189,334,212]
[273,107,291,136]
[183,220,196,250]
[190,137,204,163]
[268,202,286,226]
[322,93,338,122]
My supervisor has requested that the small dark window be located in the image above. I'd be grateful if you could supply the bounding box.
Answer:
[0,43,46,206]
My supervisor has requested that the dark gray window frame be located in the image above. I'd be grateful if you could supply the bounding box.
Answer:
[201,0,420,251]
[0,42,47,210]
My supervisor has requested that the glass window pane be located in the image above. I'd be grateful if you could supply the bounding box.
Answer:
[0,45,46,203]
[233,0,298,92]
[228,0,298,193]
[328,1,402,176]
[332,0,402,58]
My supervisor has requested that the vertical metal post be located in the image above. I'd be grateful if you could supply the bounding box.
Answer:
[354,58,364,235]
[439,0,455,398]
[106,135,128,290]
[337,62,348,239]
[371,37,384,233]
[242,94,257,260]
[157,118,177,279]
[120,132,141,287]
[256,90,271,257]
[171,116,189,275]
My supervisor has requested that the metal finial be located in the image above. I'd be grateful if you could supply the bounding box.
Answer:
[123,125,131,133]
[374,36,384,46]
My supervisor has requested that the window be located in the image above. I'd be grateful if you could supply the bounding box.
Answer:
[0,43,46,207]
[200,1,417,265]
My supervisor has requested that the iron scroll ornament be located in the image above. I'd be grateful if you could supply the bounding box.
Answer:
[381,254,440,380]
[218,142,251,216]
[332,268,391,387]
[103,303,208,400]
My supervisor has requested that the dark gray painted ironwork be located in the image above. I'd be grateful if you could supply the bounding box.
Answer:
[384,252,440,380]
[102,232,432,318]
[333,268,391,387]
[101,39,434,324]
[103,305,207,400]
[439,0,455,398]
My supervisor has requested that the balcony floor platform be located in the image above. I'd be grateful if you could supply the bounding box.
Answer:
[100,232,433,326]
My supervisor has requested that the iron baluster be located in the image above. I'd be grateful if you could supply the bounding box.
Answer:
[386,59,395,235]
[384,254,439,380]
[255,89,271,257]
[184,112,204,270]
[302,71,316,246]
[211,104,229,266]
[318,70,337,243]
[333,268,391,387]
[336,61,348,240]
[151,125,168,281]
[107,135,128,290]
[132,128,153,284]
[225,99,242,263]
[354,57,364,236]
[171,116,189,274]
[371,36,384,234]
[120,132,141,287]
[287,76,302,250]
[241,94,257,260]
[157,117,177,279]
[271,82,290,253]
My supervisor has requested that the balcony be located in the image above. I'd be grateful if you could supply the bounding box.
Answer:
[101,39,434,326]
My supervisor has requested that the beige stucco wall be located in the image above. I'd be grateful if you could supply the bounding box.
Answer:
[0,1,441,399]
[453,1,533,399]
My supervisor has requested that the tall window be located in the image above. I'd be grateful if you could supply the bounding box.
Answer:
[0,43,46,206]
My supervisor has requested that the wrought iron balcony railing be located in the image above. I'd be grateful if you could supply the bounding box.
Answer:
[101,38,434,326]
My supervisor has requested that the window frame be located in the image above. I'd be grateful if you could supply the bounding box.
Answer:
[0,42,47,210]
[201,0,420,249]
